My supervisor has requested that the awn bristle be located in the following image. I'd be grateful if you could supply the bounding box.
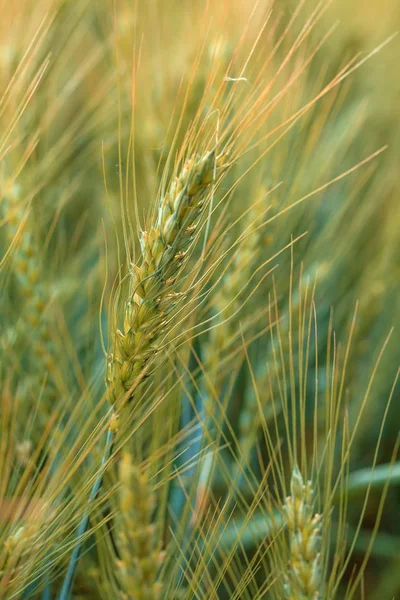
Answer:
[238,261,330,455]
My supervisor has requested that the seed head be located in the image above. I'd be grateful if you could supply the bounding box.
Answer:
[107,151,226,409]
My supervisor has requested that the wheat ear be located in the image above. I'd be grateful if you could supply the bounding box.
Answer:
[283,466,322,600]
[107,150,226,409]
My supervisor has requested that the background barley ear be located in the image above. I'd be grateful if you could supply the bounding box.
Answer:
[115,451,165,600]
[202,184,271,391]
[188,184,276,520]
[0,525,35,595]
[1,183,58,442]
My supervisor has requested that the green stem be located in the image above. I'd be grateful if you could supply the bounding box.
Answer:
[57,426,114,600]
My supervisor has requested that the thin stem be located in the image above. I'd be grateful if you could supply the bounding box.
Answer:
[57,426,114,600]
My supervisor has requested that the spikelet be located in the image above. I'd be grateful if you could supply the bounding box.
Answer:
[282,466,322,600]
[107,150,226,409]
[116,451,165,600]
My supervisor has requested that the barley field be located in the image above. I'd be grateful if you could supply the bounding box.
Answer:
[0,1,399,599]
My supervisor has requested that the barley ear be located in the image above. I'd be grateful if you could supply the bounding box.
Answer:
[107,150,226,410]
